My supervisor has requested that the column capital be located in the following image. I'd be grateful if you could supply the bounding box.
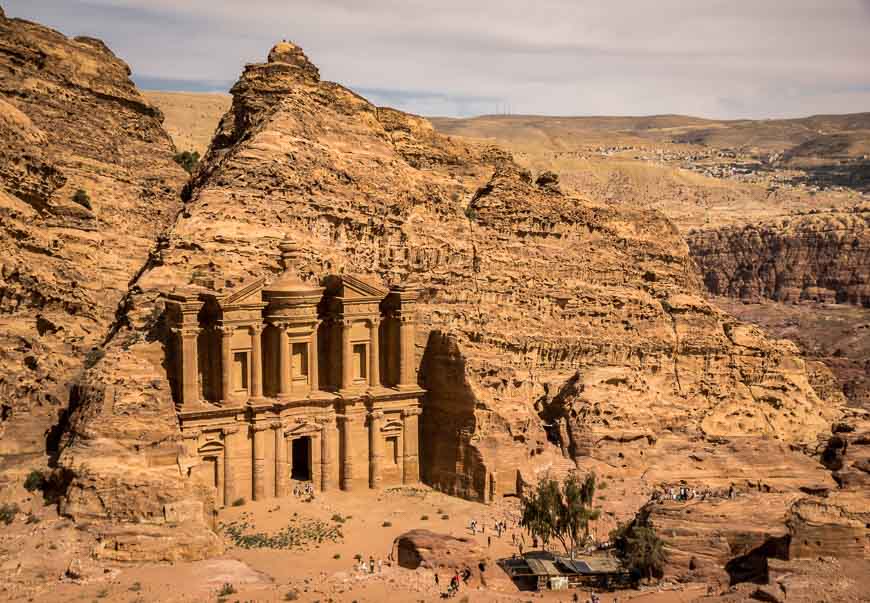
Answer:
[368,317,381,327]
[251,423,272,433]
[248,323,265,334]
[270,420,284,431]
[216,324,235,335]
[369,410,385,421]
[221,425,240,436]
[182,429,201,440]
[335,414,354,424]
[401,407,422,418]
[316,415,335,426]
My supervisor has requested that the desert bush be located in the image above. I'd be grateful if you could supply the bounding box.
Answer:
[24,469,46,492]
[441,514,449,520]
[231,497,245,507]
[333,553,341,559]
[217,583,236,596]
[284,589,299,600]
[173,150,200,174]
[420,514,429,521]
[331,513,346,523]
[610,509,666,581]
[72,188,91,210]
[381,520,392,527]
[25,512,40,524]
[129,582,142,592]
[0,503,20,525]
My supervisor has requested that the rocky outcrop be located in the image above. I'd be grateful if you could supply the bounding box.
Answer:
[53,40,849,562]
[688,206,870,306]
[0,11,185,463]
[394,529,486,571]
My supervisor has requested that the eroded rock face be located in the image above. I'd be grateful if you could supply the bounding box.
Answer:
[688,207,870,306]
[0,11,185,459]
[394,529,486,571]
[54,40,849,563]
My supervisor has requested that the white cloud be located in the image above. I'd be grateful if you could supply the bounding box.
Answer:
[4,0,870,117]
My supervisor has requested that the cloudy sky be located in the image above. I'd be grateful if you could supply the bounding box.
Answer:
[5,0,870,118]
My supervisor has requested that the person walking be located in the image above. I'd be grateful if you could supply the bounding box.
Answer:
[369,556,375,574]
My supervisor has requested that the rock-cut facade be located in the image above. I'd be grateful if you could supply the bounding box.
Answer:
[163,236,424,505]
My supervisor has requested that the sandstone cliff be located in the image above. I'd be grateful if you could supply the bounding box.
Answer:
[51,41,853,568]
[688,206,869,306]
[0,9,186,462]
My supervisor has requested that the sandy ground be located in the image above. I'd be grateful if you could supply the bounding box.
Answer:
[15,485,710,603]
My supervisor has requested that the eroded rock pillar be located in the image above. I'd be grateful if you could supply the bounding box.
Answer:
[222,425,240,505]
[252,424,269,500]
[250,324,263,400]
[339,414,354,491]
[369,319,380,388]
[402,407,421,484]
[309,323,320,391]
[178,325,200,407]
[274,422,288,498]
[341,319,353,390]
[368,410,383,489]
[277,324,291,397]
[219,324,234,404]
[318,416,334,491]
[397,312,416,389]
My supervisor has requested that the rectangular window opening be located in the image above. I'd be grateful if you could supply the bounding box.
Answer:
[353,343,367,381]
[233,351,249,392]
[292,342,309,380]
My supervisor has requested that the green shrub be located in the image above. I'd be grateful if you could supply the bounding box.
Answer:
[231,497,245,507]
[173,150,200,174]
[381,521,392,527]
[96,588,109,598]
[24,469,46,492]
[331,513,346,523]
[284,590,299,601]
[420,515,429,521]
[333,553,341,559]
[441,514,450,520]
[72,189,91,210]
[0,503,20,525]
[26,512,40,524]
[129,582,142,592]
[217,583,236,596]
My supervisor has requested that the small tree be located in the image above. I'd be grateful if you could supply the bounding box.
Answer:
[173,150,200,174]
[610,509,666,581]
[520,472,600,556]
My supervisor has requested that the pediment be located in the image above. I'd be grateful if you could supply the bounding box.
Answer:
[339,274,388,300]
[214,278,266,307]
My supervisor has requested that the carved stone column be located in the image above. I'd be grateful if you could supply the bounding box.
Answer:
[273,422,288,498]
[219,324,234,404]
[368,410,384,489]
[277,323,291,397]
[339,414,354,491]
[397,312,417,389]
[368,318,380,388]
[176,325,200,408]
[318,416,334,491]
[222,425,240,505]
[249,324,264,400]
[309,322,320,392]
[402,407,421,484]
[341,318,353,390]
[252,424,269,501]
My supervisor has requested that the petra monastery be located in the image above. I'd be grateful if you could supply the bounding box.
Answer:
[163,236,424,506]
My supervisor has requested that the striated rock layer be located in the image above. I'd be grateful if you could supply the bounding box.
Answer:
[0,10,222,559]
[52,39,853,568]
[0,9,186,462]
[688,206,870,306]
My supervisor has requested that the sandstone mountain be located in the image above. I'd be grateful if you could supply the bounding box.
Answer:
[0,8,185,470]
[52,39,859,572]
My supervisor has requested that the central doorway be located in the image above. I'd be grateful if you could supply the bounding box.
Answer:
[291,436,311,481]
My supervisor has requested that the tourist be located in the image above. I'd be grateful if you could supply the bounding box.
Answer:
[377,559,382,573]
[369,556,375,574]
[488,535,491,547]
[434,573,439,586]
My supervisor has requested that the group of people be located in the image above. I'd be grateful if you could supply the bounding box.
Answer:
[651,483,738,503]
[292,481,314,498]
[436,567,474,598]
[355,555,383,575]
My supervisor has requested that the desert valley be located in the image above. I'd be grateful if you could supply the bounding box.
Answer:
[0,5,868,603]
